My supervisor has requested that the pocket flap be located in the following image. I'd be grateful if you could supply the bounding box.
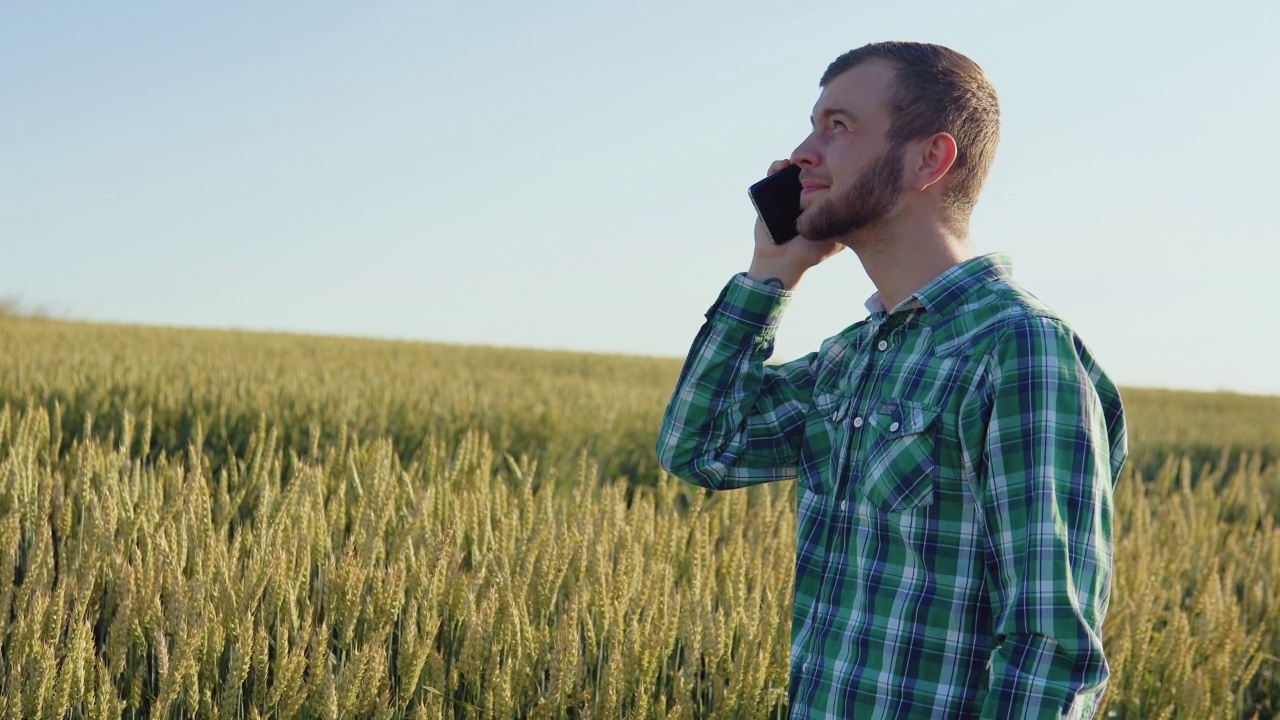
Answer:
[870,399,938,437]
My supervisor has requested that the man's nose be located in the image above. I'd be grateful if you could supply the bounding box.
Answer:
[790,132,820,168]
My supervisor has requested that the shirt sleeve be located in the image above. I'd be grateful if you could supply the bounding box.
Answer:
[656,273,817,490]
[976,315,1119,719]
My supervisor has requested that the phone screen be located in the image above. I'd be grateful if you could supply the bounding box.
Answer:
[748,164,802,244]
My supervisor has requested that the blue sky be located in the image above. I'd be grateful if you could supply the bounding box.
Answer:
[3,1,1278,395]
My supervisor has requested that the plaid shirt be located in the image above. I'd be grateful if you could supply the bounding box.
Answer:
[658,254,1127,719]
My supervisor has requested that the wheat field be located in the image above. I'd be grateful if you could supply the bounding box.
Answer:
[0,313,1277,718]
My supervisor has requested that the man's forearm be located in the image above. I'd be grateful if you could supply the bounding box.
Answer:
[746,258,807,290]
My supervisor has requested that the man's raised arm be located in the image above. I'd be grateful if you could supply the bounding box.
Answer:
[657,160,843,490]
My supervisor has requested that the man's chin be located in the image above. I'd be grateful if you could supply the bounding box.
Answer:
[797,212,838,243]
[796,209,817,240]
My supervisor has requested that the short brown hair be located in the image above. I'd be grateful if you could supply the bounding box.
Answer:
[821,42,1000,219]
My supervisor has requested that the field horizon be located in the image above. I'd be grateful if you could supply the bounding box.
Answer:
[5,309,1277,402]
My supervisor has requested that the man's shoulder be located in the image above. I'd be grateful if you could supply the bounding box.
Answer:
[930,275,1077,358]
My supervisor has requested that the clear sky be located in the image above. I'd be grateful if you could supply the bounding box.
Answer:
[4,1,1278,396]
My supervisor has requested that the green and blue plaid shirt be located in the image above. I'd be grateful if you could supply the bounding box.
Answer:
[658,254,1127,719]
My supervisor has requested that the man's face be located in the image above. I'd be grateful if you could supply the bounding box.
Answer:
[797,141,904,242]
[791,60,906,242]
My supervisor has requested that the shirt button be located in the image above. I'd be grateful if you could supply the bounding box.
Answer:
[840,499,848,511]
[831,409,842,422]
[852,416,864,428]
[877,340,889,351]
[889,421,900,432]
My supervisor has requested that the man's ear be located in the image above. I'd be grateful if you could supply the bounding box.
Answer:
[909,132,958,192]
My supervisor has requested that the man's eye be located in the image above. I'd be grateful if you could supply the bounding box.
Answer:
[831,120,848,130]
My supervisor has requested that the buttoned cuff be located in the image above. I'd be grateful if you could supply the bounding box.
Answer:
[704,273,793,337]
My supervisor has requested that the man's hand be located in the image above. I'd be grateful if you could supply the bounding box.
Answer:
[748,159,842,290]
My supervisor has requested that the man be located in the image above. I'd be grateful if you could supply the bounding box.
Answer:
[656,42,1127,719]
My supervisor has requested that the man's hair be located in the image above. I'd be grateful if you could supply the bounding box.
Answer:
[821,42,1000,219]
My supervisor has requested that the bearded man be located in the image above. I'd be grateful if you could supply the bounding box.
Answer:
[657,42,1127,719]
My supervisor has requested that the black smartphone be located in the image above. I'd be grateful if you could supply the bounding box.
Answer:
[748,163,802,244]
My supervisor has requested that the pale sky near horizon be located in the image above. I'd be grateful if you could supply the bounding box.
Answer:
[4,1,1279,396]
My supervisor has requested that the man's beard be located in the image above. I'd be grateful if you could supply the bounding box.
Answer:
[798,143,905,241]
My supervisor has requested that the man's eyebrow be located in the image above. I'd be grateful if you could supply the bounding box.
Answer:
[810,107,860,128]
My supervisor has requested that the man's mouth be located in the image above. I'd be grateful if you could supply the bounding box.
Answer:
[799,176,830,196]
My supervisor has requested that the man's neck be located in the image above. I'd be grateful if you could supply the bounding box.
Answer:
[847,215,973,312]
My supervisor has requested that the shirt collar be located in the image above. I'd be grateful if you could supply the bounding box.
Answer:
[863,292,923,318]
[863,253,1013,321]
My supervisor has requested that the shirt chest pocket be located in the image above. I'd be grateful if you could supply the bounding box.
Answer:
[859,399,940,512]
